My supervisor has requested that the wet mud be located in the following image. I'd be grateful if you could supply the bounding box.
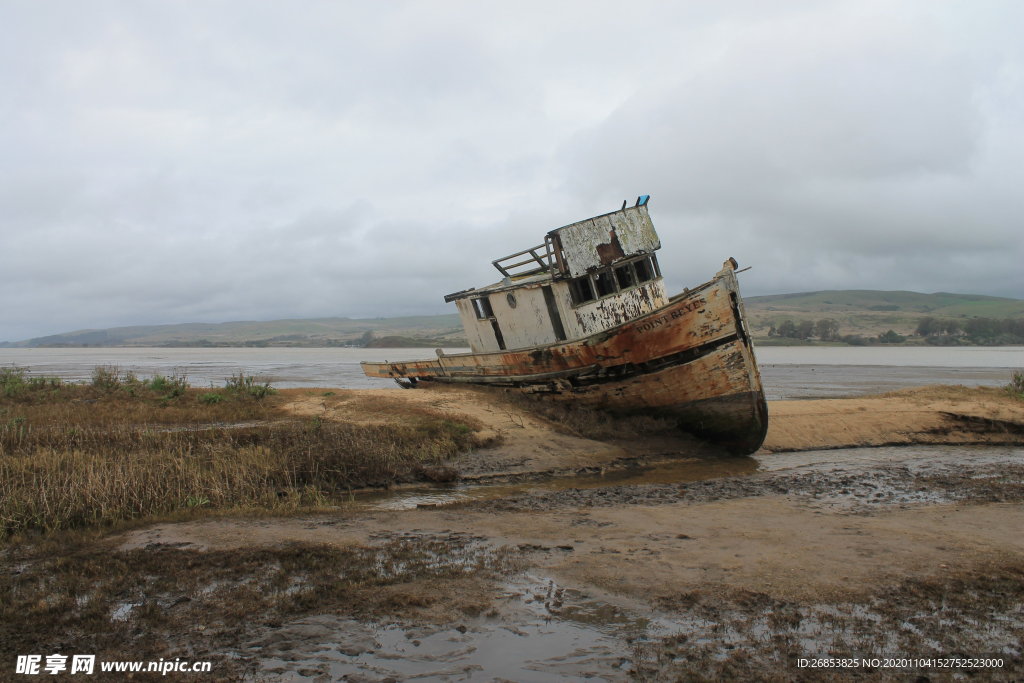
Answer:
[109,444,1024,682]
[8,383,1024,682]
[465,445,1024,514]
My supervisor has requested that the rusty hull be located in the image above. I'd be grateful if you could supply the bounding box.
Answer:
[361,267,767,454]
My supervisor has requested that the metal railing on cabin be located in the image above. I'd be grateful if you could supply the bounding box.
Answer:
[491,235,564,278]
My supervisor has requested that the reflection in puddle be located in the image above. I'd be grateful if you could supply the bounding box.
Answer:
[257,575,649,683]
[357,456,760,511]
[256,566,1024,682]
[110,601,139,622]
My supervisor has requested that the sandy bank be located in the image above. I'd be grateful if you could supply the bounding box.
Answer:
[761,385,1024,453]
[282,385,1024,478]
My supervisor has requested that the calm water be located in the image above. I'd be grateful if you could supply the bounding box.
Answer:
[0,347,471,390]
[1,345,1022,399]
[756,346,1024,399]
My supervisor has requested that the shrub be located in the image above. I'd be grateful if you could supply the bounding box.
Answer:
[225,373,276,400]
[878,330,906,344]
[1009,370,1024,398]
[1,367,27,398]
[26,375,61,391]
[147,372,189,396]
[91,365,126,391]
[199,393,225,405]
[3,367,64,398]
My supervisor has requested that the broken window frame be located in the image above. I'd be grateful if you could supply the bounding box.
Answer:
[633,257,653,284]
[614,263,635,290]
[568,277,596,306]
[567,255,663,308]
[593,270,617,298]
[472,297,494,320]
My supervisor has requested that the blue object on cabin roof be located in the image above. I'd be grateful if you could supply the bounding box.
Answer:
[636,195,650,206]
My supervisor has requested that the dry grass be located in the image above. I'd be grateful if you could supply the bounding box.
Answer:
[0,421,487,537]
[0,532,519,682]
[0,367,492,537]
[1,368,285,428]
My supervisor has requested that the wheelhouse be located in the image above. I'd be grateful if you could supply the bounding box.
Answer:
[445,196,669,353]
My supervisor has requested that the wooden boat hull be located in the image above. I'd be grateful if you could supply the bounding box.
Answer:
[361,267,768,454]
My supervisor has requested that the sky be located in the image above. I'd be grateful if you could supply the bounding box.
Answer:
[1,1,1022,342]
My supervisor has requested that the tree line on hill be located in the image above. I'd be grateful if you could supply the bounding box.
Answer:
[915,317,1024,345]
[766,318,905,345]
[765,315,1024,345]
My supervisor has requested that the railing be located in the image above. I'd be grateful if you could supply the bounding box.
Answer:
[492,235,564,278]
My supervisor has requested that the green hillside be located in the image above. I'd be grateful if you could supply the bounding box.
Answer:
[1,315,466,348]
[4,290,1022,348]
[743,290,1024,342]
[747,290,1024,318]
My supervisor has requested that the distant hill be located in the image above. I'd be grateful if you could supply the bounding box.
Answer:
[0,315,466,348]
[4,290,1022,348]
[746,290,1024,317]
[743,290,1024,340]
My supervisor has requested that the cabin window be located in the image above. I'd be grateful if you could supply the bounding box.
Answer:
[594,270,617,297]
[506,292,517,309]
[472,297,494,319]
[568,254,662,307]
[633,257,654,283]
[614,264,635,290]
[569,277,595,305]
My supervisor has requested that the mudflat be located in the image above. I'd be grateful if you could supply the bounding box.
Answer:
[5,383,1024,681]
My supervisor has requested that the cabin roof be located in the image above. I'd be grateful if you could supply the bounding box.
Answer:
[444,195,658,304]
[444,271,552,303]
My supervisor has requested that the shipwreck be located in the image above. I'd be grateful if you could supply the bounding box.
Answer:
[361,196,768,454]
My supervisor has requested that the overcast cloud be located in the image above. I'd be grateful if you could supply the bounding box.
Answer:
[1,1,1022,341]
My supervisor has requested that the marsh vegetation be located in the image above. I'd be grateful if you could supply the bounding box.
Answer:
[0,366,488,537]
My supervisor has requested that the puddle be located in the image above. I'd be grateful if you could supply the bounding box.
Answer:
[356,457,760,511]
[255,575,909,681]
[111,601,140,621]
[254,568,1024,681]
[255,575,652,683]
